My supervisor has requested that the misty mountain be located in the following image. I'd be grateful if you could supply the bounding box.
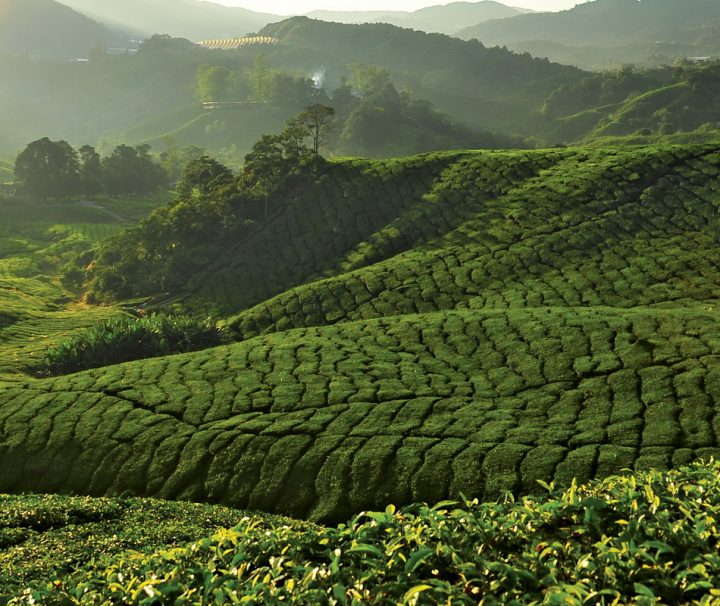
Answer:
[308,1,525,35]
[0,15,584,156]
[260,17,582,129]
[0,0,124,59]
[458,0,720,69]
[57,0,279,41]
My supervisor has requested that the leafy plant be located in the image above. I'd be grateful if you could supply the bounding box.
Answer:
[35,314,229,376]
[10,461,720,605]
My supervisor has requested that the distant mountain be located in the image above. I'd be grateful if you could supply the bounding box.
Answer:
[57,0,280,40]
[260,17,582,130]
[0,0,123,59]
[305,10,408,26]
[0,15,584,156]
[308,1,525,35]
[458,0,720,68]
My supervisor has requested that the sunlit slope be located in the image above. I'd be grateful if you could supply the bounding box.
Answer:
[2,305,720,522]
[0,0,123,59]
[0,197,165,380]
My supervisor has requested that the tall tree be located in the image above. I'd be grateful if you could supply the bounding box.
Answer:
[176,155,234,200]
[102,144,166,196]
[161,138,207,186]
[14,138,80,200]
[297,104,336,156]
[78,145,103,197]
[247,54,278,103]
[347,63,392,97]
[196,64,234,102]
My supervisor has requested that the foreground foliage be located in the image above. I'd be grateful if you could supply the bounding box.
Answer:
[0,494,291,598]
[35,314,229,376]
[10,461,720,604]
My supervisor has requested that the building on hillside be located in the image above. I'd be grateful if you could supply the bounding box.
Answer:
[197,36,280,50]
[202,101,269,110]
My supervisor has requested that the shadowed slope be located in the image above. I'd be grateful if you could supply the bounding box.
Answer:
[180,145,720,334]
[185,151,561,316]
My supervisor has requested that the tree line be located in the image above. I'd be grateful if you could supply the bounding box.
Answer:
[196,54,328,107]
[13,138,203,200]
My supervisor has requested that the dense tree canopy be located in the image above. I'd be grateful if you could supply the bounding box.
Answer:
[14,138,80,200]
[81,105,334,301]
[102,144,167,196]
[14,139,171,199]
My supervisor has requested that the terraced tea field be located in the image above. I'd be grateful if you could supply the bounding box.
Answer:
[2,145,720,524]
[198,36,280,50]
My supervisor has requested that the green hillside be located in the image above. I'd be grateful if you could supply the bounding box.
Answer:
[0,194,168,381]
[175,145,720,322]
[458,0,720,70]
[530,63,720,145]
[0,0,124,60]
[2,303,720,523]
[1,144,719,527]
[260,17,582,131]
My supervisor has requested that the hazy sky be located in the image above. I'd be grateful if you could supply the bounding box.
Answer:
[215,0,590,15]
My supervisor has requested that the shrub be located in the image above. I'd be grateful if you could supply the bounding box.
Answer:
[36,314,229,376]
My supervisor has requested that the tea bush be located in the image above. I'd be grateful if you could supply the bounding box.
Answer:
[0,493,292,598]
[12,461,720,605]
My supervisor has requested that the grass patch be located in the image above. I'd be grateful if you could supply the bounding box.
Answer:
[0,194,169,380]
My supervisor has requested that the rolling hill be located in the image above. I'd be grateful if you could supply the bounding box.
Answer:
[57,0,279,40]
[2,144,720,526]
[0,0,124,59]
[308,1,525,35]
[459,0,720,69]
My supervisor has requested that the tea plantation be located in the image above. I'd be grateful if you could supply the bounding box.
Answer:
[2,144,720,600]
[2,303,720,524]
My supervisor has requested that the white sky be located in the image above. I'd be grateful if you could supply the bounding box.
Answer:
[214,0,590,15]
